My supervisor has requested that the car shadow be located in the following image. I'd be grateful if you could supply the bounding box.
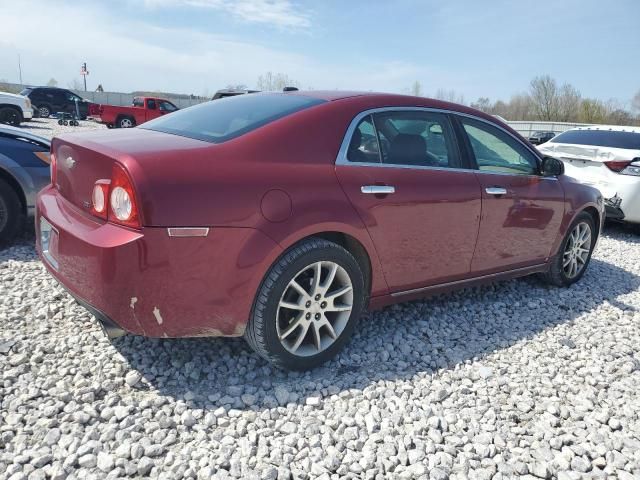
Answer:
[110,250,639,411]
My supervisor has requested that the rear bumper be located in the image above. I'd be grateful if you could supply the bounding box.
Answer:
[36,185,282,338]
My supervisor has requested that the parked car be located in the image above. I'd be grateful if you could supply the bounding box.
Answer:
[90,97,179,128]
[529,130,556,145]
[36,92,603,370]
[212,88,259,100]
[0,125,51,243]
[0,91,33,126]
[538,126,640,223]
[20,87,92,119]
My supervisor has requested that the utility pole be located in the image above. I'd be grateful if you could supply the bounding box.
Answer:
[18,54,23,84]
[80,62,89,91]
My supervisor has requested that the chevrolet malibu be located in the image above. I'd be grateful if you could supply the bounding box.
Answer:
[36,92,604,370]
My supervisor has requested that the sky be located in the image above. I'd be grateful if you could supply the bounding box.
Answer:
[1,0,639,106]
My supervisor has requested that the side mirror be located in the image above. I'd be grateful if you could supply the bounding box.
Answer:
[541,156,564,177]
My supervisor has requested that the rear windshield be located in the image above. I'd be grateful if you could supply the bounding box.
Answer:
[550,129,640,150]
[19,89,32,96]
[141,93,325,143]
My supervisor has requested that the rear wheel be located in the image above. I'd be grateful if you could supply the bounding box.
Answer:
[245,238,366,370]
[118,116,135,128]
[37,105,51,118]
[0,107,23,126]
[0,178,24,245]
[540,212,595,286]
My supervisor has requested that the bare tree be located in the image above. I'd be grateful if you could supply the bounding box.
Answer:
[46,78,58,87]
[529,75,559,121]
[470,97,491,113]
[409,81,423,97]
[579,99,606,123]
[434,88,465,105]
[256,72,300,91]
[633,90,640,113]
[557,84,581,122]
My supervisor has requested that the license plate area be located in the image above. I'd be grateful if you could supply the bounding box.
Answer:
[40,216,60,270]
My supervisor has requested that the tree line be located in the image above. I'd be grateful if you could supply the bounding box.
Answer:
[462,75,639,125]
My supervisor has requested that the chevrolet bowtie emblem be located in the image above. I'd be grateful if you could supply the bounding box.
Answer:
[65,156,76,169]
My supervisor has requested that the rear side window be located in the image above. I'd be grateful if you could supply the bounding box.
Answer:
[133,98,144,107]
[141,94,325,143]
[551,130,640,150]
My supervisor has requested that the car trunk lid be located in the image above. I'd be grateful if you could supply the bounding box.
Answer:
[52,128,213,220]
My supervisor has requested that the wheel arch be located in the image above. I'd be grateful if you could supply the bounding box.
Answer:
[0,167,27,216]
[582,205,601,242]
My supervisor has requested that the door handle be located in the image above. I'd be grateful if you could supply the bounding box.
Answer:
[485,187,507,196]
[361,185,395,195]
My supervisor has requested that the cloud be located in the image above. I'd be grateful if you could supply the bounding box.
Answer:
[0,0,461,96]
[143,0,311,29]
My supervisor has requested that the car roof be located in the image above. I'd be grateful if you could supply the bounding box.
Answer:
[570,125,640,134]
[0,124,51,146]
[284,90,510,127]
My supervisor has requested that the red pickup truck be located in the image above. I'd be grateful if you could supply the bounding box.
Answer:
[90,97,179,128]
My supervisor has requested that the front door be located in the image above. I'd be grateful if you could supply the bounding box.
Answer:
[456,117,565,273]
[335,109,482,293]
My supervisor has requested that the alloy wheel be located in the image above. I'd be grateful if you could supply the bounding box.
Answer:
[38,106,50,118]
[120,118,133,128]
[563,221,591,279]
[276,261,353,357]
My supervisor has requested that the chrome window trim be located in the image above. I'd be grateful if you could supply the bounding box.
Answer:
[335,106,557,181]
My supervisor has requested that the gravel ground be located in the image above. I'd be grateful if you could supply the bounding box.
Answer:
[1,123,640,479]
[18,117,106,140]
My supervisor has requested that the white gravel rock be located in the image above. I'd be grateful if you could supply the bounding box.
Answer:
[2,204,640,479]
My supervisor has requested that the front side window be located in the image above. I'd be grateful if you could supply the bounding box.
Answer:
[142,93,325,143]
[372,111,460,168]
[461,119,538,175]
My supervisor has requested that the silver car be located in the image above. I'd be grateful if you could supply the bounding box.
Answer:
[0,125,51,243]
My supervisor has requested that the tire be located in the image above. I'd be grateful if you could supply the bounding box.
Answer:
[117,116,135,128]
[0,107,23,126]
[0,178,24,245]
[540,212,596,287]
[58,119,63,125]
[37,105,51,118]
[245,238,366,370]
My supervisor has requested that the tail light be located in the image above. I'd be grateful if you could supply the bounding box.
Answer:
[50,151,57,185]
[108,163,140,228]
[89,163,141,228]
[604,159,640,176]
[91,180,110,219]
[604,161,630,172]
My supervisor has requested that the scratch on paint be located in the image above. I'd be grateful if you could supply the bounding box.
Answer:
[130,297,138,309]
[153,307,163,325]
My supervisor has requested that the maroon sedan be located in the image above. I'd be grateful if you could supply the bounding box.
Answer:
[36,92,603,370]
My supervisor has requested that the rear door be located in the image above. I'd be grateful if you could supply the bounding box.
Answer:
[335,108,482,293]
[456,116,565,274]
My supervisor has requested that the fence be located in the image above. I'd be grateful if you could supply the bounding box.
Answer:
[0,82,207,108]
[506,120,593,139]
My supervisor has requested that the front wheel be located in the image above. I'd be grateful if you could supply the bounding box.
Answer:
[0,179,24,245]
[245,238,366,370]
[541,212,596,287]
[0,107,23,126]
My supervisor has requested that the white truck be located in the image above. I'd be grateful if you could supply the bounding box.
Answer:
[0,91,33,126]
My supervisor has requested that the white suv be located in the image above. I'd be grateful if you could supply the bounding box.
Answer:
[0,91,33,126]
[537,126,640,224]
